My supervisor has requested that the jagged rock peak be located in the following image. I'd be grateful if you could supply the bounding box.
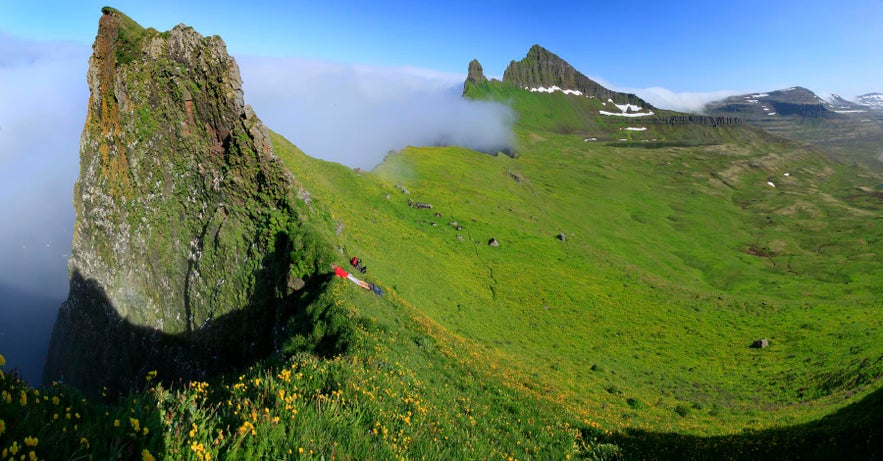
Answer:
[44,8,318,396]
[465,59,487,87]
[503,44,649,108]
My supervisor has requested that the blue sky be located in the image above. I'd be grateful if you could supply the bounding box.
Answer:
[0,0,882,383]
[2,0,882,96]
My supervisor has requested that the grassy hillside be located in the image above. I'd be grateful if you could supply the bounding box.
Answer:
[2,83,882,460]
[273,122,883,429]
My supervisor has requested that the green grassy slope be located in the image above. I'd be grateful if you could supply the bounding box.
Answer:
[271,82,883,437]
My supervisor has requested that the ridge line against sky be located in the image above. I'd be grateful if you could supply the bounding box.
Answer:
[2,0,882,98]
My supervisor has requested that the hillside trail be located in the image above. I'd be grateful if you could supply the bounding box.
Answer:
[448,170,498,301]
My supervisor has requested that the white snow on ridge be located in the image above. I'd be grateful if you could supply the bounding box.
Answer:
[748,93,769,98]
[615,103,642,112]
[598,101,654,117]
[835,110,866,113]
[525,89,656,117]
[599,110,655,117]
[622,126,647,131]
[526,86,584,96]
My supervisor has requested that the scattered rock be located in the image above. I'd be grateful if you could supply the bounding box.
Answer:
[287,274,305,294]
[750,338,769,349]
[408,198,433,209]
[556,232,567,241]
[488,238,500,247]
[395,184,410,194]
[449,221,462,230]
[336,221,344,236]
[434,212,442,217]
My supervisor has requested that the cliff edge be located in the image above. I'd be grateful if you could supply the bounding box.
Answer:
[44,8,324,395]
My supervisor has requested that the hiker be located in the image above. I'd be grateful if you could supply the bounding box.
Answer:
[331,263,383,296]
[331,263,371,290]
[350,256,367,273]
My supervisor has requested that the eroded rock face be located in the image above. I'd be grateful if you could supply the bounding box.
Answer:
[463,59,488,94]
[44,8,319,396]
[503,45,648,107]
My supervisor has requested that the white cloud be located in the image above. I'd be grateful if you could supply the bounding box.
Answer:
[0,33,88,384]
[236,55,515,169]
[585,74,739,113]
[632,87,744,113]
[0,34,88,296]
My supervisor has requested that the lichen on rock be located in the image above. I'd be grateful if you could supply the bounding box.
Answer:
[44,8,327,396]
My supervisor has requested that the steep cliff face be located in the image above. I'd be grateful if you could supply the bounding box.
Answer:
[503,45,648,108]
[44,8,325,395]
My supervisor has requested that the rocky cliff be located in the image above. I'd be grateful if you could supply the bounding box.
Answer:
[463,59,488,94]
[503,45,649,108]
[44,8,325,396]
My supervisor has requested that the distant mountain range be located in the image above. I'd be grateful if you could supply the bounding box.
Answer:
[704,87,883,167]
[855,92,883,111]
[705,87,882,118]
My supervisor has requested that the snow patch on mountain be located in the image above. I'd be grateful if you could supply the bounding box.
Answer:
[526,86,584,96]
[599,99,654,117]
[856,93,883,110]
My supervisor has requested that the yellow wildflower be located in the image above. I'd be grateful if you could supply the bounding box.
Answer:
[20,391,27,406]
[114,419,120,427]
[130,418,141,433]
[52,396,60,405]
[10,441,20,455]
[28,451,36,461]
[146,370,157,382]
[0,419,4,436]
[142,449,155,461]
[0,353,5,366]
[24,436,38,447]
[143,427,149,435]
[80,437,90,449]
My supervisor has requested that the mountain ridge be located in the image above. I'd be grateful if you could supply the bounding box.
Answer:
[502,44,650,108]
[704,86,883,167]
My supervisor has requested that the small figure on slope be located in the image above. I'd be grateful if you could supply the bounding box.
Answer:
[331,263,382,296]
[350,256,367,273]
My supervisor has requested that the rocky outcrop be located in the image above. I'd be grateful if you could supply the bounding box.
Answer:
[44,8,324,396]
[652,115,743,127]
[463,59,488,94]
[503,45,649,108]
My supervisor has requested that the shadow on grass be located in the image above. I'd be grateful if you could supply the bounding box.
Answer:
[599,384,883,460]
